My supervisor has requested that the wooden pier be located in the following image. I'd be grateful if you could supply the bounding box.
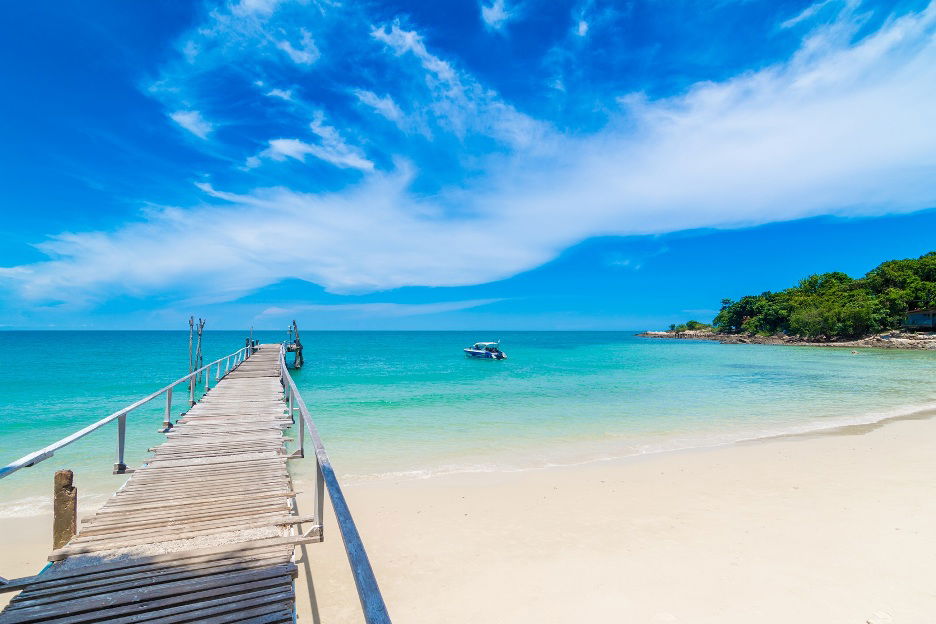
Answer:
[0,343,388,623]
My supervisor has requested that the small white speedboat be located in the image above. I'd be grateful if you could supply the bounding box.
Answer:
[464,341,507,360]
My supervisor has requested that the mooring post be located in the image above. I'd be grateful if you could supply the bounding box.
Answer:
[114,414,128,473]
[53,470,77,550]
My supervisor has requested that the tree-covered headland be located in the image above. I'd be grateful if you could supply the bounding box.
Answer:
[698,252,935,340]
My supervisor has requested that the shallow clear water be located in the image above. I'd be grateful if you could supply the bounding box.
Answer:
[1,331,934,516]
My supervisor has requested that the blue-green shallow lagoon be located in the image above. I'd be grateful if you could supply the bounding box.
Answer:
[1,331,935,517]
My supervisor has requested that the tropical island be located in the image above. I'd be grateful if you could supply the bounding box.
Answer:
[640,251,936,349]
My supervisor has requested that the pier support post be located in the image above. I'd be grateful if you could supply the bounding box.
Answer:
[53,470,77,550]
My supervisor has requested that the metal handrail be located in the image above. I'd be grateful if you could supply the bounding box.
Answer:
[278,346,391,624]
[0,345,252,480]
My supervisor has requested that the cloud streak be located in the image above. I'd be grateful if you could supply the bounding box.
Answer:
[480,0,514,31]
[251,112,374,171]
[169,110,213,138]
[259,298,503,318]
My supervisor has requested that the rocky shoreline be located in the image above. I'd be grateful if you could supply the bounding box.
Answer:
[636,329,936,350]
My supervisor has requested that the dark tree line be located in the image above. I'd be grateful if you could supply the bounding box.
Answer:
[710,252,936,339]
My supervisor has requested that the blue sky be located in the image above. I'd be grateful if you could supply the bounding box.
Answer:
[1,0,934,329]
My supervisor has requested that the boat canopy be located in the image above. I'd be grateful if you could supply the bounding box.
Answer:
[470,342,500,349]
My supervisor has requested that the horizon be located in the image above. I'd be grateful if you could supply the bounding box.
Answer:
[2,1,935,330]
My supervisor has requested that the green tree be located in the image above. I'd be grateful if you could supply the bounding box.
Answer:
[708,252,935,339]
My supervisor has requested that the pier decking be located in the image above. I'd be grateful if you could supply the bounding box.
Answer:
[0,344,344,623]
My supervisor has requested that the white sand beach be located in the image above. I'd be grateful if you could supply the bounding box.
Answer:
[3,413,935,622]
[295,413,936,623]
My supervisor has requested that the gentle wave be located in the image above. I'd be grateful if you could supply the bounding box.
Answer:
[336,400,936,485]
[6,402,935,514]
[0,496,51,519]
[0,492,110,519]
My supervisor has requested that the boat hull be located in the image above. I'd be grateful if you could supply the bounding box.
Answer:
[464,349,506,360]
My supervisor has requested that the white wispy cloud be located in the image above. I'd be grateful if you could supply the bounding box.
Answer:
[354,89,405,125]
[371,21,547,148]
[781,0,838,29]
[259,298,503,318]
[265,88,293,100]
[265,138,373,170]
[169,110,213,139]
[3,2,936,308]
[261,137,373,170]
[480,0,514,31]
[276,28,319,65]
[252,111,374,171]
[232,0,284,17]
[149,1,322,134]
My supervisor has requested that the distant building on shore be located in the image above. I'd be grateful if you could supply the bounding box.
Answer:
[903,309,936,331]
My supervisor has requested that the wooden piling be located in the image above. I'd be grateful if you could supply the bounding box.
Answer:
[195,318,205,382]
[291,320,304,368]
[188,316,195,405]
[52,469,77,550]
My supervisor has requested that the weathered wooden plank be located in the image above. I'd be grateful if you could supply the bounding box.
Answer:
[74,510,310,538]
[186,605,294,624]
[93,587,293,624]
[0,564,296,622]
[2,537,310,593]
[4,551,293,600]
[50,515,312,559]
[85,491,296,515]
[10,555,291,606]
[76,507,298,536]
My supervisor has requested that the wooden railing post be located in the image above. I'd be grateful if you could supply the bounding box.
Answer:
[162,387,173,432]
[53,470,77,550]
[315,458,324,538]
[298,404,305,459]
[114,414,127,474]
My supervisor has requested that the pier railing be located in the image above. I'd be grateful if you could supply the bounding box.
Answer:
[278,345,391,624]
[0,345,252,480]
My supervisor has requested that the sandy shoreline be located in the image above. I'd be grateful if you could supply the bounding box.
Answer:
[294,413,936,623]
[4,413,936,621]
[637,329,936,350]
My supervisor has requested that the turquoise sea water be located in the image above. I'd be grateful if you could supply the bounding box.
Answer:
[1,331,935,517]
